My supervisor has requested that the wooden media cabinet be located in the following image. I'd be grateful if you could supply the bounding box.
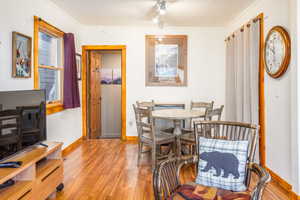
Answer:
[0,142,64,200]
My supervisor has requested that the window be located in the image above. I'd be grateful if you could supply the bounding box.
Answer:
[34,16,64,114]
[38,32,63,102]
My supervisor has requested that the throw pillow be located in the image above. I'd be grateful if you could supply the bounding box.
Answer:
[195,137,249,192]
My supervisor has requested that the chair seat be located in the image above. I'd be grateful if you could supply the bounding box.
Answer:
[141,132,175,144]
[181,128,193,133]
[168,183,250,200]
[163,127,191,134]
[180,133,195,143]
[161,127,174,134]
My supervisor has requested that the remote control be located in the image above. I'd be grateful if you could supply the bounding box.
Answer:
[0,179,15,190]
[39,143,49,147]
[0,161,22,168]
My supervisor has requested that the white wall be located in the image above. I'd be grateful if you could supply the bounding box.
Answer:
[0,1,226,148]
[5,0,298,193]
[2,1,297,189]
[3,1,298,190]
[80,26,226,136]
[227,0,299,192]
[0,0,83,148]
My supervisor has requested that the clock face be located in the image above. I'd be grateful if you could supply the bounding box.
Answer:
[265,31,286,75]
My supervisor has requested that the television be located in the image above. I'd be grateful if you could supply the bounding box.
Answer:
[0,90,47,161]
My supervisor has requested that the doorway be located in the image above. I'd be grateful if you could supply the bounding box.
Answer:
[82,45,126,140]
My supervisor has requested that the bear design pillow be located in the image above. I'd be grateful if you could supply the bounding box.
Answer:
[195,137,249,192]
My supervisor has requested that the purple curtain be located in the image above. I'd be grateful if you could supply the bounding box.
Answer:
[63,33,80,109]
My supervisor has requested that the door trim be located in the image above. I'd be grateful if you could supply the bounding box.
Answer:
[82,45,127,140]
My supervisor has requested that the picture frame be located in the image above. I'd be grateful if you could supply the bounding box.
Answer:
[12,32,32,78]
[101,68,113,84]
[112,69,121,85]
[145,35,188,86]
[100,68,122,85]
[76,53,82,80]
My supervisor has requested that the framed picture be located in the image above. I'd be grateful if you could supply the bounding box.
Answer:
[112,69,121,85]
[12,32,32,78]
[101,68,113,84]
[76,53,82,80]
[145,35,187,86]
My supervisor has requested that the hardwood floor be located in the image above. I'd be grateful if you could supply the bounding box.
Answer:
[53,139,290,200]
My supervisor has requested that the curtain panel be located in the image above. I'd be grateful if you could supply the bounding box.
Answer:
[63,33,80,109]
[225,21,260,125]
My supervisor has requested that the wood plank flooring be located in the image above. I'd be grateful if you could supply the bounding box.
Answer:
[53,139,290,200]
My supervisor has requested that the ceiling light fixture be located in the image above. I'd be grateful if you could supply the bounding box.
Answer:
[152,0,167,28]
[157,0,167,15]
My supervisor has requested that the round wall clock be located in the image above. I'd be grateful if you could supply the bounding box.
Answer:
[264,26,291,78]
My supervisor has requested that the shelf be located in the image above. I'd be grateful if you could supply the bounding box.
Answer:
[0,142,62,184]
[36,159,62,180]
[0,180,33,199]
[0,142,63,199]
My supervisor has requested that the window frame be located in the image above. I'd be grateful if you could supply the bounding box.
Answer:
[34,16,65,115]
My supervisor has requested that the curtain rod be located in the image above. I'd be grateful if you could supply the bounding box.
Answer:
[225,13,266,42]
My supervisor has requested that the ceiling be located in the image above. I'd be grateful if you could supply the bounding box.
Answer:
[51,0,255,27]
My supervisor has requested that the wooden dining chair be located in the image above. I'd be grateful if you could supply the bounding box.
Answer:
[181,105,224,155]
[136,100,155,109]
[153,121,270,200]
[191,101,214,110]
[204,105,224,121]
[136,100,155,124]
[133,105,175,170]
[133,104,176,170]
[188,101,214,129]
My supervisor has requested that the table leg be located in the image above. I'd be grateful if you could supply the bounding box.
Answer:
[173,119,182,157]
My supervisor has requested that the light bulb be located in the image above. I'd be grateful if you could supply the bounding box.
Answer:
[159,9,166,15]
[152,16,159,24]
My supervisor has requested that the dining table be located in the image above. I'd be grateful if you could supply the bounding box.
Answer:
[152,109,205,156]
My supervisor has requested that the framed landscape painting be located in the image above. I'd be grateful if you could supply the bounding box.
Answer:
[112,69,121,85]
[12,32,32,78]
[145,35,187,86]
[101,68,113,84]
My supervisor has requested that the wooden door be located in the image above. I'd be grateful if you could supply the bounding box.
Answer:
[89,51,102,139]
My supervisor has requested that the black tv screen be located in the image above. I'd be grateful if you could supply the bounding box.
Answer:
[0,90,47,161]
